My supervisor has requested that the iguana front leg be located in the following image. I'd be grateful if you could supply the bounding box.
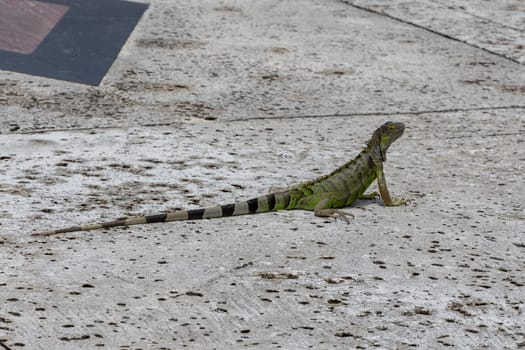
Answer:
[314,197,354,223]
[375,163,408,206]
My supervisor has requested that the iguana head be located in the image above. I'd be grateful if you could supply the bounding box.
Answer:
[368,121,405,161]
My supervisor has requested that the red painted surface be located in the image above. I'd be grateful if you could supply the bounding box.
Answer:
[0,0,69,54]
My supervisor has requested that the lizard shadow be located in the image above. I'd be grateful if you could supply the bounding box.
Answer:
[352,198,384,208]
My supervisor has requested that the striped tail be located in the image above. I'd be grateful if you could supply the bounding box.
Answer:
[31,192,292,236]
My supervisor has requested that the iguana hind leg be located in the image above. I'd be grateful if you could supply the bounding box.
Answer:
[314,198,354,223]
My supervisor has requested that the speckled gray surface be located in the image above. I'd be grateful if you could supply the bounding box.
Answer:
[344,0,525,64]
[1,0,524,134]
[1,0,525,349]
[1,113,525,349]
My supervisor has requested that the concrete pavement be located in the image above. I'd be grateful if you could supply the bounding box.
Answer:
[1,0,524,349]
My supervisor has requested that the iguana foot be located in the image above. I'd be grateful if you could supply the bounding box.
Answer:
[384,197,409,206]
[315,209,354,223]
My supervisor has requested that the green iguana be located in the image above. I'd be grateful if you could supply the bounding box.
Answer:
[32,121,407,236]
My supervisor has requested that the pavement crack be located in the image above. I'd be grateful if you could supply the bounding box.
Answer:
[229,105,525,122]
[341,1,523,65]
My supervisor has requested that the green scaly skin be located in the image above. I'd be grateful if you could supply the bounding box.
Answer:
[33,121,407,236]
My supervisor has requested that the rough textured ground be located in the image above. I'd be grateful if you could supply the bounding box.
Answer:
[1,113,524,349]
[0,0,524,349]
[345,0,525,64]
[1,0,524,134]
